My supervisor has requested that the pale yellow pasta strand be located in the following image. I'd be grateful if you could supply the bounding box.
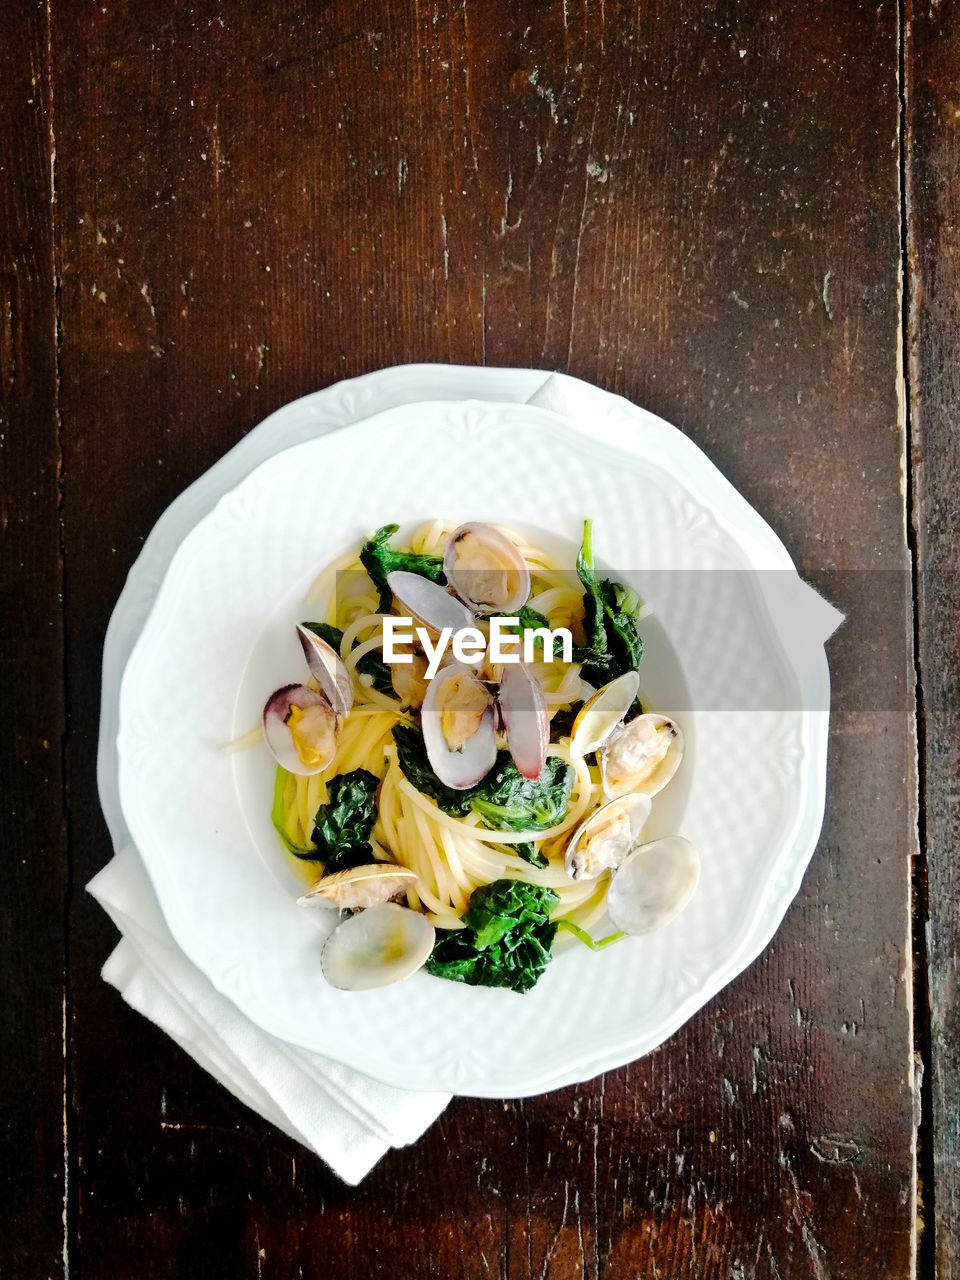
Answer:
[527,586,583,616]
[413,805,451,901]
[306,772,327,820]
[437,827,470,910]
[392,752,591,846]
[408,518,447,555]
[338,612,387,654]
[555,878,612,930]
[223,724,263,752]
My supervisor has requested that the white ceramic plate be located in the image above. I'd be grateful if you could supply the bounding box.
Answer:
[113,381,830,1097]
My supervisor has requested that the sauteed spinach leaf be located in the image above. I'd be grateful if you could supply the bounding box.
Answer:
[480,605,553,653]
[359,523,446,614]
[392,723,471,813]
[571,519,644,683]
[310,769,380,873]
[468,753,573,832]
[426,878,559,993]
[508,841,549,870]
[392,725,573,833]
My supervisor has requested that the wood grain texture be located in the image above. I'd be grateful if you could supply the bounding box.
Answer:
[905,1,960,1274]
[0,3,66,1274]
[40,0,919,1275]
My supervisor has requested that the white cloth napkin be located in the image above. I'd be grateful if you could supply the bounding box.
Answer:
[88,849,449,1184]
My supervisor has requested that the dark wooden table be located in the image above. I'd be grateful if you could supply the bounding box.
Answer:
[3,1,955,1275]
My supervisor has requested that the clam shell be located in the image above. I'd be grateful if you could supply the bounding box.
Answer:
[498,661,548,780]
[568,670,640,757]
[600,713,683,799]
[564,791,652,881]
[261,683,337,776]
[442,522,531,613]
[321,903,436,991]
[298,864,418,912]
[386,571,475,632]
[296,624,353,717]
[606,836,700,934]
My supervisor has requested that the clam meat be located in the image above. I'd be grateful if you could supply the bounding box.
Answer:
[564,792,652,881]
[299,864,418,911]
[600,714,683,799]
[262,683,338,776]
[391,650,429,709]
[421,661,498,789]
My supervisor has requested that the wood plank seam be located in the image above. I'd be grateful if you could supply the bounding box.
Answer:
[900,0,932,1276]
[43,0,71,1275]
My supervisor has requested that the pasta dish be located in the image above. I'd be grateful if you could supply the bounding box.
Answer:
[257,519,698,993]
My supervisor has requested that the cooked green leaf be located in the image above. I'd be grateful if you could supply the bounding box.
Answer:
[359,523,446,614]
[576,517,610,664]
[598,578,644,671]
[468,753,573,832]
[482,604,549,645]
[392,723,473,815]
[311,769,380,873]
[571,518,644,683]
[548,701,582,740]
[482,605,573,661]
[513,605,552,632]
[392,725,574,833]
[300,620,344,650]
[426,878,559,993]
[511,841,549,869]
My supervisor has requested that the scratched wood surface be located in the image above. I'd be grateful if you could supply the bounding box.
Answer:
[906,2,960,1276]
[2,0,925,1275]
[0,6,68,1275]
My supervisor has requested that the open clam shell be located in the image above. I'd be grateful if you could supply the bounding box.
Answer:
[600,713,684,799]
[298,864,418,912]
[386,571,475,633]
[262,683,338,776]
[421,661,498,789]
[569,671,640,757]
[498,661,548,780]
[606,835,700,934]
[564,791,652,881]
[296,623,353,717]
[442,522,531,613]
[321,903,436,991]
